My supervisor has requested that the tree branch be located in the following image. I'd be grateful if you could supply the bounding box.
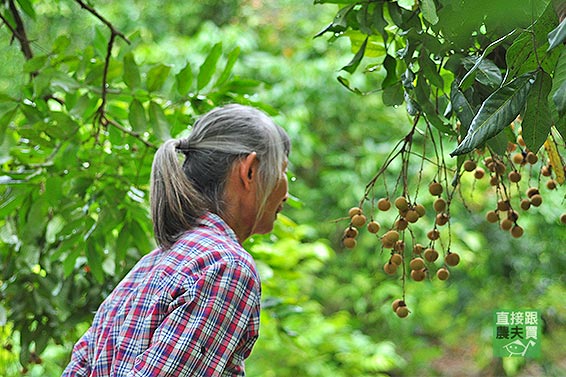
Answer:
[6,0,33,60]
[73,0,130,44]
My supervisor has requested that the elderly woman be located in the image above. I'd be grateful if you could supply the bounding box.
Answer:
[63,104,291,376]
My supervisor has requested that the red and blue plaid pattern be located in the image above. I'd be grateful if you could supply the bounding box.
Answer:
[62,212,261,376]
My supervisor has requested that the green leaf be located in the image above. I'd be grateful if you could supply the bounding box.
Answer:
[216,46,240,87]
[522,70,552,153]
[420,0,438,25]
[459,29,517,90]
[197,42,223,91]
[86,238,104,283]
[337,76,363,95]
[148,101,171,141]
[176,62,193,96]
[341,36,368,74]
[16,0,36,20]
[382,54,398,88]
[450,83,475,136]
[123,53,141,89]
[146,64,171,92]
[419,53,443,89]
[382,82,404,106]
[23,55,48,74]
[128,99,147,133]
[548,18,566,51]
[553,80,566,118]
[450,72,536,156]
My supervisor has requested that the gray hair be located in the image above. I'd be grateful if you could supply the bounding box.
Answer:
[150,104,291,249]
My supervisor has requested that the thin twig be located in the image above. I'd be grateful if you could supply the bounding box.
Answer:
[6,0,33,59]
[73,0,130,44]
[101,116,157,149]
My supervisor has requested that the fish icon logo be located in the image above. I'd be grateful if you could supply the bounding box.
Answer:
[502,339,536,357]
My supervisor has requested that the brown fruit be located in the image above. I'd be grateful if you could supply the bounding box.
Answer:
[436,267,450,281]
[429,181,443,196]
[392,299,404,312]
[409,257,425,271]
[546,179,557,190]
[436,212,449,226]
[474,167,486,179]
[344,227,359,238]
[351,214,367,227]
[445,252,460,267]
[367,221,380,234]
[520,199,531,211]
[383,230,400,243]
[405,209,420,223]
[507,210,519,222]
[395,218,409,231]
[490,175,500,186]
[394,196,409,211]
[349,207,362,218]
[427,229,440,241]
[541,165,552,176]
[511,225,524,238]
[377,198,392,211]
[413,243,424,254]
[343,237,357,249]
[424,248,439,262]
[494,162,506,176]
[500,218,513,231]
[414,204,426,217]
[512,153,524,164]
[530,194,543,207]
[390,253,403,266]
[560,213,566,224]
[486,210,499,223]
[396,305,409,318]
[497,200,510,212]
[433,198,447,213]
[508,171,521,183]
[463,159,477,172]
[526,187,540,198]
[382,238,395,249]
[383,262,398,275]
[526,152,538,164]
[394,240,406,253]
[411,269,426,282]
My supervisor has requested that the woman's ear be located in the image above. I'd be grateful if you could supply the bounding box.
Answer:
[239,152,258,190]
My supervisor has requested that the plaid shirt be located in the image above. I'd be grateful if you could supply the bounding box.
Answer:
[62,212,261,377]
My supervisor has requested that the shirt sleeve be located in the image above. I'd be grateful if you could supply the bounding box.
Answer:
[128,262,261,377]
[61,328,92,377]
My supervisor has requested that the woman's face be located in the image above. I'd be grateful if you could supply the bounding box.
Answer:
[254,160,289,234]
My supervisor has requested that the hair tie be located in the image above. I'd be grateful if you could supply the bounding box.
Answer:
[176,138,191,153]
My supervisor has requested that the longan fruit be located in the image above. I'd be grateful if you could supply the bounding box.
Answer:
[414,204,426,217]
[349,207,362,218]
[463,159,477,172]
[394,196,409,212]
[409,257,425,271]
[377,198,392,211]
[383,230,400,243]
[424,248,439,262]
[507,210,519,222]
[390,253,403,266]
[367,221,380,234]
[512,153,524,164]
[494,162,506,176]
[526,187,540,198]
[437,267,450,281]
[490,175,500,186]
[343,227,359,239]
[405,209,420,223]
[560,213,566,224]
[427,229,440,241]
[541,165,551,177]
[511,225,524,238]
[411,269,426,282]
[395,218,409,231]
[429,181,443,196]
[530,194,543,207]
[351,214,367,227]
[500,218,513,231]
[382,238,395,249]
[394,240,405,253]
[396,305,409,318]
[433,198,447,213]
[383,261,398,275]
[546,179,557,190]
[508,171,521,183]
[343,237,357,249]
[486,210,499,223]
[520,199,531,211]
[474,167,485,179]
[436,212,449,226]
[526,152,538,164]
[497,200,510,212]
[413,243,424,254]
[392,299,403,312]
[445,252,460,267]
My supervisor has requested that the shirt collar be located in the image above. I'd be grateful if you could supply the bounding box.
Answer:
[197,212,241,245]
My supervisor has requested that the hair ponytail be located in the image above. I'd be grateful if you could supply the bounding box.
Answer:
[150,139,206,249]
